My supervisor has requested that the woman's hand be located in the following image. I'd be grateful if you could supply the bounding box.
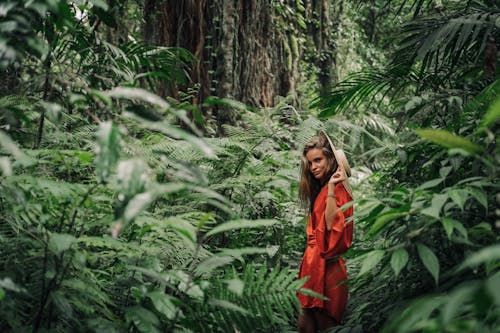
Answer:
[329,164,347,185]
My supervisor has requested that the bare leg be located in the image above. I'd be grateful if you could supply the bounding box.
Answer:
[297,308,317,333]
[314,309,339,331]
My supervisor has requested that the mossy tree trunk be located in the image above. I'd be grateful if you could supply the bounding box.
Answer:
[142,0,302,132]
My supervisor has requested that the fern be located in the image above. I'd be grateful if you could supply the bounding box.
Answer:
[180,264,304,333]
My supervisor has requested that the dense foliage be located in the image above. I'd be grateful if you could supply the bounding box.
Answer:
[0,1,498,333]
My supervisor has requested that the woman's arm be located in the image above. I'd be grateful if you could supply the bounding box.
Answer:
[325,182,339,230]
[324,164,347,230]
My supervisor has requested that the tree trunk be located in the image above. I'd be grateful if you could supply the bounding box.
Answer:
[305,0,340,97]
[143,0,301,132]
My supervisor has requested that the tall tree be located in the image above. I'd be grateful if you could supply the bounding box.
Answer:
[142,0,311,130]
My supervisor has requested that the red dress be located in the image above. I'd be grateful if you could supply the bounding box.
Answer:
[297,182,354,323]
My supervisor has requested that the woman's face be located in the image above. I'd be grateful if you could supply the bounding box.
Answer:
[305,148,329,180]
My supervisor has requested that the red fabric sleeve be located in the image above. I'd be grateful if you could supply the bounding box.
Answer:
[314,182,354,259]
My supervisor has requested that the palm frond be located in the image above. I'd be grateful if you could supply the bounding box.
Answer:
[394,5,499,72]
[314,65,418,117]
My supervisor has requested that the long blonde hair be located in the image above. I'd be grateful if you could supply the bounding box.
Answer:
[299,133,338,212]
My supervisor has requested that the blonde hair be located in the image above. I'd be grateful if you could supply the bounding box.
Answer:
[299,133,338,212]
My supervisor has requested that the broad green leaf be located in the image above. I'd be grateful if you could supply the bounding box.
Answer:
[468,187,488,209]
[95,122,121,183]
[359,250,385,275]
[416,177,443,190]
[205,219,277,237]
[367,211,407,238]
[0,288,4,301]
[421,193,448,218]
[439,166,452,178]
[147,291,177,320]
[448,189,469,210]
[416,243,440,285]
[457,244,500,272]
[390,248,409,278]
[49,233,77,255]
[440,218,455,239]
[416,129,483,155]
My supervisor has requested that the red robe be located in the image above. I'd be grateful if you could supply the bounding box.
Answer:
[297,182,354,323]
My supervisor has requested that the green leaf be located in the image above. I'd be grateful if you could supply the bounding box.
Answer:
[116,159,147,198]
[421,193,448,218]
[390,248,409,278]
[416,177,443,190]
[123,191,155,223]
[486,271,500,306]
[367,211,407,238]
[0,156,11,176]
[441,283,478,325]
[41,101,62,124]
[298,288,329,300]
[219,247,275,261]
[0,287,4,301]
[224,278,244,296]
[440,218,455,239]
[95,122,121,183]
[416,243,439,285]
[468,187,488,209]
[457,244,500,272]
[89,0,109,10]
[205,219,277,237]
[147,292,177,320]
[0,278,24,293]
[481,96,500,127]
[125,306,160,333]
[195,255,235,275]
[0,130,33,166]
[359,250,385,275]
[416,129,483,155]
[448,189,469,210]
[164,217,197,244]
[439,166,452,178]
[49,233,77,255]
[209,299,249,315]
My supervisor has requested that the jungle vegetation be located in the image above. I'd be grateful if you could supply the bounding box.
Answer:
[0,0,498,332]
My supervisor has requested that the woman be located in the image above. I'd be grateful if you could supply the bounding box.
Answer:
[297,131,354,333]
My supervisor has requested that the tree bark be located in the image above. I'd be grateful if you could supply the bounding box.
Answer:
[142,1,344,130]
[143,0,301,132]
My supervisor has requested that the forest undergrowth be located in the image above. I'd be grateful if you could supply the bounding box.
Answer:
[0,1,499,332]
